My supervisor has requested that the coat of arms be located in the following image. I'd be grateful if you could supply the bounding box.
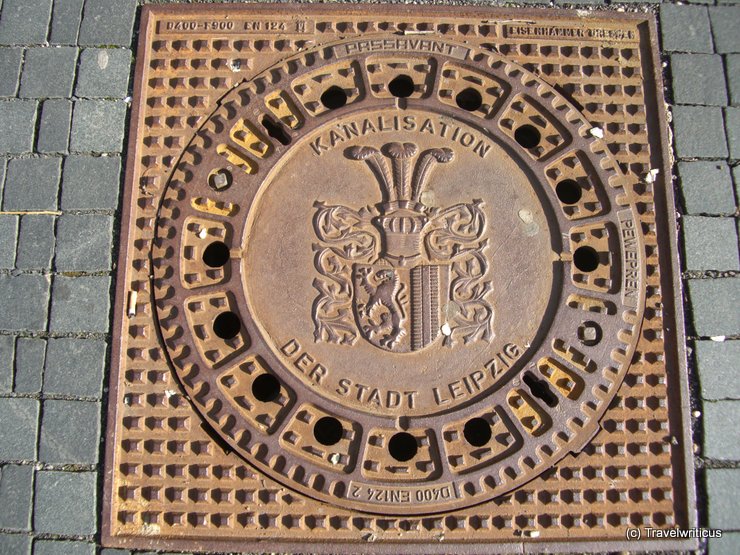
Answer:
[312,142,493,353]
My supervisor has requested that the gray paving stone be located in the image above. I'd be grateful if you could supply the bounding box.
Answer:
[670,54,727,106]
[707,468,740,527]
[39,400,100,464]
[0,100,37,154]
[70,100,127,153]
[660,5,713,54]
[13,337,46,394]
[0,47,22,96]
[710,7,740,54]
[99,550,131,555]
[0,159,6,203]
[34,540,95,555]
[709,532,740,555]
[682,216,740,271]
[725,107,740,159]
[687,277,740,337]
[0,214,19,269]
[2,157,60,211]
[0,274,50,331]
[15,215,55,270]
[43,338,106,398]
[0,464,33,530]
[37,99,72,154]
[0,0,53,45]
[733,164,740,203]
[49,0,85,45]
[0,398,39,460]
[76,48,131,98]
[78,0,136,47]
[678,161,736,214]
[0,534,31,555]
[672,106,729,159]
[61,155,121,210]
[728,54,740,107]
[697,340,740,400]
[0,335,13,393]
[55,214,113,271]
[49,276,111,333]
[704,401,740,460]
[19,47,77,99]
[33,471,96,535]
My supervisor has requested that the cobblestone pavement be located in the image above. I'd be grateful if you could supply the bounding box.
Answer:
[0,0,737,554]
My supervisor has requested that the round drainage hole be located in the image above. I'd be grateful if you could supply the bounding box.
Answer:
[208,168,232,192]
[573,246,600,272]
[388,75,415,98]
[202,241,230,268]
[313,416,344,446]
[320,86,348,110]
[388,432,418,461]
[463,417,492,447]
[514,124,541,149]
[556,179,583,205]
[578,321,603,347]
[213,311,241,340]
[456,87,483,111]
[251,373,281,402]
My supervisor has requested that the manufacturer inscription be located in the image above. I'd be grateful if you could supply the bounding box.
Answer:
[333,39,470,60]
[618,209,641,308]
[504,24,637,42]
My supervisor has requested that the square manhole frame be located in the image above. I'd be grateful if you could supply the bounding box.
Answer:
[102,4,698,554]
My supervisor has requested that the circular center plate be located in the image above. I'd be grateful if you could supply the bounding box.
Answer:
[151,37,645,515]
[244,107,555,417]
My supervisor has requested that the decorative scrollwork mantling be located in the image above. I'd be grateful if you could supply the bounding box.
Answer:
[312,203,380,345]
[445,240,494,346]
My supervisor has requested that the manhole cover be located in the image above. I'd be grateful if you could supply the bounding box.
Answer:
[104,5,697,553]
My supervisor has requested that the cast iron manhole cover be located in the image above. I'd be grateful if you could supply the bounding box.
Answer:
[104,5,697,553]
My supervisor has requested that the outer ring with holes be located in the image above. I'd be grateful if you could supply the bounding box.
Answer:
[151,36,645,515]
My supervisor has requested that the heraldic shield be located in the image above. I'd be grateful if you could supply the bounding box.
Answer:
[352,263,450,353]
[312,142,494,354]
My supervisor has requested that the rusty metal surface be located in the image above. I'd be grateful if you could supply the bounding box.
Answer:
[103,4,696,553]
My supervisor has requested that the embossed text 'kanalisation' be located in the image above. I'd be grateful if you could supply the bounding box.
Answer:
[311,115,492,158]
